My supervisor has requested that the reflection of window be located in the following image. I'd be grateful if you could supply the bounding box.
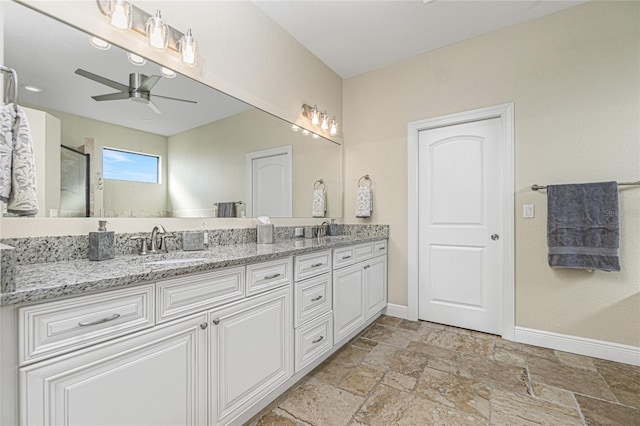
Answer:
[102,148,160,184]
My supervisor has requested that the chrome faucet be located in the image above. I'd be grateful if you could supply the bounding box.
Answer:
[318,221,330,242]
[150,225,167,253]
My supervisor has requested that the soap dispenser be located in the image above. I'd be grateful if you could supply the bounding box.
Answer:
[89,220,115,261]
[329,219,338,236]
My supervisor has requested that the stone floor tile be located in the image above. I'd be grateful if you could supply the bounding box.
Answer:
[381,371,417,392]
[491,388,583,425]
[458,353,530,395]
[406,341,461,375]
[594,358,640,409]
[355,384,486,425]
[494,338,559,361]
[350,337,379,351]
[373,315,402,327]
[555,350,598,372]
[530,382,577,408]
[419,321,447,331]
[364,344,429,378]
[415,328,495,357]
[414,367,490,420]
[492,346,527,368]
[278,377,364,426]
[397,319,422,331]
[576,394,640,426]
[312,345,370,386]
[360,324,416,348]
[254,410,306,426]
[528,355,618,402]
[340,363,384,396]
[444,325,497,341]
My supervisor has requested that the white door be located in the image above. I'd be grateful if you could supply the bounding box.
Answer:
[418,118,504,334]
[246,146,292,217]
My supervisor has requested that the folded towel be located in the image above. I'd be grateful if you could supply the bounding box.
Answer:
[217,202,236,218]
[312,188,326,218]
[547,181,620,271]
[0,105,38,216]
[356,186,372,218]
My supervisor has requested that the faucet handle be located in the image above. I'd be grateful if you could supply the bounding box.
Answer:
[130,236,148,255]
[159,233,177,252]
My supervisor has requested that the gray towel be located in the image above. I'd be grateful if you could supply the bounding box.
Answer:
[217,202,236,218]
[547,181,620,271]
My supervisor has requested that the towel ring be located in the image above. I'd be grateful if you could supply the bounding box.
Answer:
[314,179,325,190]
[358,174,372,188]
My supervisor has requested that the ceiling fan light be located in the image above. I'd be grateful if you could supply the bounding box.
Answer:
[89,36,111,50]
[179,29,197,66]
[146,10,168,51]
[127,52,146,66]
[109,0,132,31]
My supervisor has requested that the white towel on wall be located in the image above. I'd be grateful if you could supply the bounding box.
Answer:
[355,186,372,218]
[312,188,326,218]
[0,105,38,216]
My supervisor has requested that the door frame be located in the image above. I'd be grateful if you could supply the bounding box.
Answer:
[407,103,515,339]
[245,145,293,218]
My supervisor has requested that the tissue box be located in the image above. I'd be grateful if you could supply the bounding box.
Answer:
[257,224,274,244]
[183,231,204,251]
[89,231,115,261]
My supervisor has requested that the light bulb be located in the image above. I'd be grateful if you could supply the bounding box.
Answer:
[146,10,168,51]
[330,118,338,136]
[290,125,300,132]
[311,106,319,126]
[302,129,310,136]
[179,29,197,66]
[312,133,320,139]
[321,112,329,131]
[89,36,111,50]
[109,0,132,31]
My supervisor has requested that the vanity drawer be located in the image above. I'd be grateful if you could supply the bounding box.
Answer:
[354,242,374,262]
[333,246,356,269]
[295,311,333,373]
[156,267,245,324]
[295,273,332,327]
[294,250,331,281]
[18,285,154,366]
[373,240,387,257]
[246,257,293,296]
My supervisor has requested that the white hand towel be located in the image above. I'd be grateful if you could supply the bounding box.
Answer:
[0,105,38,215]
[355,187,372,218]
[312,188,326,218]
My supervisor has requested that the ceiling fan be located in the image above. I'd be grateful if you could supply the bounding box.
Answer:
[74,68,197,114]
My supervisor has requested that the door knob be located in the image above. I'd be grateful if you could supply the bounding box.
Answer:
[491,234,500,241]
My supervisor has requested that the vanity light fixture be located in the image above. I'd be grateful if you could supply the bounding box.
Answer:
[330,117,338,136]
[109,0,133,31]
[321,112,329,131]
[302,103,339,137]
[146,10,168,51]
[179,29,197,66]
[127,52,146,66]
[311,105,320,126]
[89,36,111,50]
[161,67,176,78]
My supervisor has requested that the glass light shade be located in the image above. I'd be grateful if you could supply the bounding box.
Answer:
[321,112,329,131]
[109,0,132,31]
[179,29,197,66]
[311,106,319,126]
[330,118,338,136]
[146,10,168,51]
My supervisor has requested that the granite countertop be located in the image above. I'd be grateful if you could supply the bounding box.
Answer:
[2,235,384,306]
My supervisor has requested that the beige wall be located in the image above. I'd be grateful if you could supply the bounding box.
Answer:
[344,1,640,346]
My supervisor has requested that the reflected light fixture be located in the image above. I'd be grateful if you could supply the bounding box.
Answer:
[321,111,329,131]
[146,10,168,51]
[127,52,146,66]
[179,29,197,66]
[290,124,300,132]
[312,133,320,139]
[109,0,132,31]
[330,117,338,136]
[311,106,320,126]
[161,67,176,78]
[89,36,111,50]
[301,129,310,136]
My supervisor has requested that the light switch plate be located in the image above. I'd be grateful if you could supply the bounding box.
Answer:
[523,204,535,218]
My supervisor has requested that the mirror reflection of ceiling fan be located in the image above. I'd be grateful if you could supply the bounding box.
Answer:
[74,68,197,114]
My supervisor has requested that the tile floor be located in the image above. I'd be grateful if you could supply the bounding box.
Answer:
[252,316,640,425]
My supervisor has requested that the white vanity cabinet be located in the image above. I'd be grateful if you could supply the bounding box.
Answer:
[20,313,209,426]
[333,240,388,345]
[209,286,292,425]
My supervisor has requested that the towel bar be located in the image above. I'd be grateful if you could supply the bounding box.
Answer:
[313,179,325,190]
[213,201,243,206]
[532,180,640,191]
[358,174,372,188]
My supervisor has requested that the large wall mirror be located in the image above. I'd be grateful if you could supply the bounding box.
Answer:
[2,1,341,219]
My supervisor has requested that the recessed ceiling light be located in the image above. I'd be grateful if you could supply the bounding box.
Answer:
[127,52,146,66]
[89,36,111,50]
[160,67,176,78]
[22,84,43,93]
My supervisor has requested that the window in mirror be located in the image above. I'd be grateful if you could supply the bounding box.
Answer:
[103,147,160,184]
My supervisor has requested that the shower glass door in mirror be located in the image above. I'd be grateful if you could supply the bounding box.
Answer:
[2,1,341,219]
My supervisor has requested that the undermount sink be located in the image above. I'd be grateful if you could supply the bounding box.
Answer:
[144,257,208,266]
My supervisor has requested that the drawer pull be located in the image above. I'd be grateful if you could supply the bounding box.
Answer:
[78,313,121,327]
[264,273,282,280]
[341,255,352,260]
[379,247,385,250]
[200,322,208,330]
[311,263,323,268]
[311,295,323,302]
[312,335,324,344]
[212,318,221,325]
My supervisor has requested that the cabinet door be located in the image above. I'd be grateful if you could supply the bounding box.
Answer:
[210,287,292,425]
[365,255,388,320]
[20,314,208,426]
[333,263,365,344]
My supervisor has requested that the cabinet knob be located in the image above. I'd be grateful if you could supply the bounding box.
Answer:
[491,234,500,241]
[200,322,208,330]
[212,318,221,325]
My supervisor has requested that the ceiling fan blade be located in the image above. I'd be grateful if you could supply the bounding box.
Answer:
[138,75,161,92]
[146,99,162,115]
[75,68,129,92]
[92,92,130,102]
[151,94,198,104]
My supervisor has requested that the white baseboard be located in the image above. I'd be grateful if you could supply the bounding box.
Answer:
[515,327,640,366]
[384,303,408,320]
